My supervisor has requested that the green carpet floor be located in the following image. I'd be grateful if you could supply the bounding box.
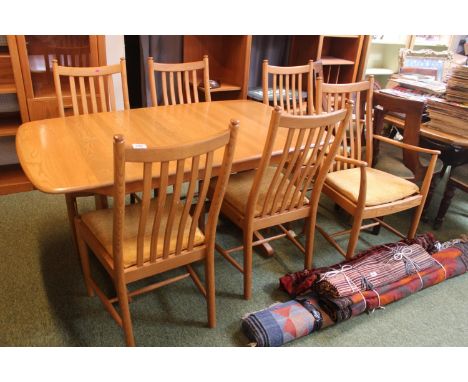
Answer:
[0,176,467,346]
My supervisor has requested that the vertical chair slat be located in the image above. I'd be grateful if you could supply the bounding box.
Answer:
[88,77,98,113]
[298,73,303,116]
[78,76,88,114]
[108,75,116,111]
[69,76,79,115]
[98,75,107,112]
[272,74,277,106]
[341,92,349,170]
[163,159,185,259]
[161,72,169,105]
[177,71,184,104]
[150,161,169,262]
[276,128,306,213]
[169,72,176,105]
[192,70,199,103]
[285,74,290,113]
[175,156,200,255]
[261,128,295,217]
[270,129,304,214]
[355,91,361,161]
[136,162,153,267]
[279,74,284,109]
[188,152,213,250]
[293,126,327,207]
[292,74,297,115]
[282,127,316,212]
[184,70,192,104]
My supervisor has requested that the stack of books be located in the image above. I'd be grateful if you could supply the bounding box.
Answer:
[426,98,468,137]
[446,66,468,104]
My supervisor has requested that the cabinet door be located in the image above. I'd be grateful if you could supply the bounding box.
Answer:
[16,35,105,120]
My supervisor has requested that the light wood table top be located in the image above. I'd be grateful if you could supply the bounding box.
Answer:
[17,100,286,194]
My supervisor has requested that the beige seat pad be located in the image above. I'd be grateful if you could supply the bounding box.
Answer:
[81,196,205,268]
[325,167,420,206]
[216,166,308,217]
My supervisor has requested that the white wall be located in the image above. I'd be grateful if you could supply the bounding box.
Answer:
[105,35,126,110]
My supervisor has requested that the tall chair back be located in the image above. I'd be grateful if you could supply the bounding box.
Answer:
[317,76,374,170]
[247,104,352,220]
[53,58,130,117]
[262,59,320,115]
[147,55,211,106]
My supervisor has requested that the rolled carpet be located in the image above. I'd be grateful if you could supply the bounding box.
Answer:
[319,242,468,322]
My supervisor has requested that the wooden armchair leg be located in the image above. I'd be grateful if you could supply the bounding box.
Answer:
[434,180,456,230]
[304,215,317,270]
[346,214,364,259]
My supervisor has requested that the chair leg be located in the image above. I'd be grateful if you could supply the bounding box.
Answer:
[408,201,427,240]
[422,177,437,221]
[75,221,94,297]
[65,194,79,251]
[434,180,456,230]
[304,214,316,270]
[346,211,364,259]
[115,278,135,346]
[205,251,216,328]
[243,228,253,300]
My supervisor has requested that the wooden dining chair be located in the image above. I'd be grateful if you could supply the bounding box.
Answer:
[52,58,131,252]
[212,104,352,299]
[74,122,239,346]
[262,59,320,115]
[147,55,211,106]
[316,77,441,259]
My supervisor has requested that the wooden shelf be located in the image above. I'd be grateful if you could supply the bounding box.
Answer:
[0,113,21,137]
[0,83,16,94]
[0,163,34,195]
[321,57,355,66]
[199,83,242,93]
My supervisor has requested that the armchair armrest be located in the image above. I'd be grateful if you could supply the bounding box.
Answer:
[334,155,368,167]
[373,134,441,156]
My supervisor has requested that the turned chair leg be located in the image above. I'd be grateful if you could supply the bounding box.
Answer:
[243,228,254,300]
[434,180,456,230]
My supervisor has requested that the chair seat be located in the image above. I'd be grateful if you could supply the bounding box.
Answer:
[81,196,205,269]
[373,141,443,179]
[214,166,308,217]
[325,167,420,207]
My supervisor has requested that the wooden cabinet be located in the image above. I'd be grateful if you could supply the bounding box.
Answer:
[289,35,368,83]
[0,35,106,195]
[183,36,252,100]
[16,35,106,120]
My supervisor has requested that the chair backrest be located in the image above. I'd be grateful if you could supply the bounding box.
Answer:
[262,59,320,115]
[317,76,374,170]
[53,58,130,117]
[147,56,211,106]
[112,122,238,270]
[246,104,352,219]
[372,91,426,179]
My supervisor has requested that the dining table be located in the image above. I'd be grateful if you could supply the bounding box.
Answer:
[16,100,287,195]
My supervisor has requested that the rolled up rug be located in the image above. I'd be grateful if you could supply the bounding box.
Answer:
[280,233,438,297]
[319,242,468,322]
[241,295,333,347]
